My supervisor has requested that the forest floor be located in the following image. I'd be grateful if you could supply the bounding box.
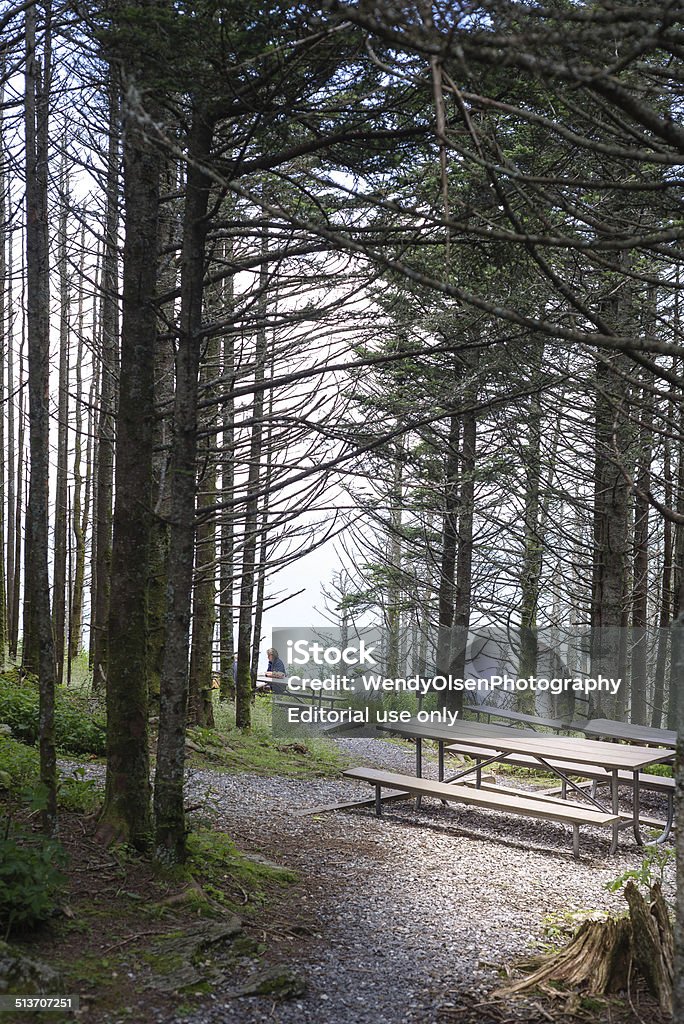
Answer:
[3,723,674,1024]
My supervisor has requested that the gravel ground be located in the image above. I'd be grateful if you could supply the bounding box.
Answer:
[62,738,675,1024]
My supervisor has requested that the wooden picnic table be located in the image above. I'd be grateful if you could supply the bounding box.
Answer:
[376,717,674,853]
[580,718,677,747]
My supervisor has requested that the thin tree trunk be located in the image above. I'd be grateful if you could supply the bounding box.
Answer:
[631,367,652,725]
[10,340,23,663]
[250,357,275,684]
[436,412,459,684]
[188,329,219,729]
[518,342,543,712]
[0,77,7,668]
[219,266,235,701]
[235,224,268,731]
[92,80,119,692]
[52,160,70,685]
[386,441,403,679]
[69,227,87,662]
[448,371,477,716]
[24,0,57,832]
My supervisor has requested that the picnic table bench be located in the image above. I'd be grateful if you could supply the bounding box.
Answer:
[463,704,569,731]
[344,766,620,859]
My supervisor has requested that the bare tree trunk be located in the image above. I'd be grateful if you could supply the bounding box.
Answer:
[188,329,219,729]
[436,412,459,683]
[235,226,268,731]
[69,227,87,662]
[52,161,70,684]
[386,440,403,679]
[154,109,213,862]
[250,360,275,684]
[92,79,119,692]
[631,367,652,725]
[447,360,478,715]
[219,267,235,701]
[518,342,543,712]
[10,340,23,663]
[0,78,7,667]
[24,0,57,832]
[6,221,15,658]
[148,159,177,708]
[590,352,631,719]
[99,69,160,850]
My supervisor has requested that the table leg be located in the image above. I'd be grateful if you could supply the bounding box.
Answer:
[632,770,643,846]
[438,741,448,805]
[375,784,382,817]
[416,736,422,809]
[609,770,619,854]
[476,757,482,789]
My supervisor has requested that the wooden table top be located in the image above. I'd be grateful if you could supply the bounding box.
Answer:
[581,718,677,747]
[376,718,674,771]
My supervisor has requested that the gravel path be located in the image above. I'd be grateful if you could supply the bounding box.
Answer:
[62,738,674,1023]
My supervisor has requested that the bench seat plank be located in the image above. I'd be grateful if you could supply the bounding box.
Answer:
[343,767,620,827]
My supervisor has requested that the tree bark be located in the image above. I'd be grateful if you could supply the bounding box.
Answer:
[154,110,213,862]
[24,0,57,832]
[99,67,160,851]
[235,225,268,731]
[52,160,70,684]
[92,78,119,692]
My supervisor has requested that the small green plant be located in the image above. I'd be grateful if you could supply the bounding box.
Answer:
[0,676,106,755]
[0,835,67,937]
[57,768,102,814]
[606,843,675,894]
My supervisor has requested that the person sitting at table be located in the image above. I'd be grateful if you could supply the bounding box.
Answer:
[264,647,288,694]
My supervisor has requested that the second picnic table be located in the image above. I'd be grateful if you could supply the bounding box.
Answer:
[375,717,675,853]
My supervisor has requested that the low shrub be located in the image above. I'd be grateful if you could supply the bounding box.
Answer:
[0,736,39,799]
[0,677,106,756]
[0,835,67,937]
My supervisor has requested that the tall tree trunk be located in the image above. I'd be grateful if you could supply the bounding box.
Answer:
[52,161,70,684]
[24,0,57,832]
[99,67,161,850]
[6,220,15,657]
[386,441,403,679]
[69,227,87,662]
[518,341,543,713]
[250,359,275,684]
[92,79,119,692]
[447,368,477,715]
[436,412,459,684]
[188,329,219,728]
[631,367,652,725]
[148,159,177,708]
[235,226,268,731]
[590,353,631,718]
[219,266,235,701]
[154,110,213,862]
[10,340,23,663]
[0,78,7,668]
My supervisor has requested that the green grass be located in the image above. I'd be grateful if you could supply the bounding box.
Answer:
[186,694,349,779]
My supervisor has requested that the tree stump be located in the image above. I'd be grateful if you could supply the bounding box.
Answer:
[496,881,673,1012]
